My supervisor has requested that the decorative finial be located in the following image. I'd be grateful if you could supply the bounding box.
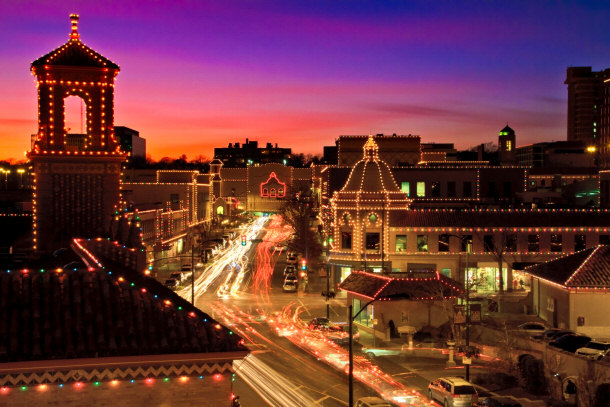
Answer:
[70,14,80,40]
[363,135,379,160]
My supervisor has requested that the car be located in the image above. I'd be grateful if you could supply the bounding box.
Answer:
[428,377,478,407]
[549,334,592,353]
[169,271,188,283]
[334,322,360,342]
[286,251,298,264]
[164,278,178,288]
[515,322,547,334]
[283,275,298,292]
[180,264,192,272]
[531,329,574,342]
[283,265,297,277]
[362,346,404,359]
[476,397,522,407]
[355,397,394,407]
[575,341,610,360]
[309,317,330,330]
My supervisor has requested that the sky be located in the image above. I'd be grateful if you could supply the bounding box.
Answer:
[1,0,610,162]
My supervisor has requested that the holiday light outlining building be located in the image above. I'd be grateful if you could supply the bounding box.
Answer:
[27,14,126,252]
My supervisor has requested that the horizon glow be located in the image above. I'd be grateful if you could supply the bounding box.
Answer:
[1,1,609,161]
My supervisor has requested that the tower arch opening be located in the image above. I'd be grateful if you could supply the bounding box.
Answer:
[63,94,88,151]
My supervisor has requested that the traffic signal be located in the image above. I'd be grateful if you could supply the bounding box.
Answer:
[241,235,247,246]
[300,259,307,271]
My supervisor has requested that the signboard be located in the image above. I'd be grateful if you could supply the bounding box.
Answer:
[470,304,481,325]
[453,305,466,325]
[463,357,472,365]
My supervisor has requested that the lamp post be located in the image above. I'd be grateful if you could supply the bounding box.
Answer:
[17,169,25,189]
[348,297,378,407]
[449,234,472,381]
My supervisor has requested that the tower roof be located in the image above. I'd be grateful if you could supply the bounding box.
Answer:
[31,14,119,70]
[499,125,514,136]
[340,136,400,193]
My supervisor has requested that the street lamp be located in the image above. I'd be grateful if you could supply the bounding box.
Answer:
[448,234,473,381]
[17,169,25,188]
[348,296,379,407]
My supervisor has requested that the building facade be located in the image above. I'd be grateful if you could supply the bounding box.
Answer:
[565,66,610,145]
[27,15,126,252]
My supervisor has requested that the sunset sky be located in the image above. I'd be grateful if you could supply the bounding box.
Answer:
[1,0,610,161]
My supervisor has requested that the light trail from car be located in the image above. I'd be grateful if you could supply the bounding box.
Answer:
[178,216,267,302]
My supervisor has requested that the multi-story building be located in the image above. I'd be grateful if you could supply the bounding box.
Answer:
[565,66,610,146]
[328,136,610,295]
[214,139,291,167]
[115,126,146,159]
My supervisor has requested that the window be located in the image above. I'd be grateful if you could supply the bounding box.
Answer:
[262,188,268,196]
[461,235,473,252]
[431,181,441,197]
[483,235,494,252]
[341,231,352,249]
[417,235,428,252]
[551,234,562,252]
[400,182,410,196]
[170,193,179,204]
[417,182,425,197]
[368,213,378,223]
[447,182,456,197]
[505,234,517,252]
[438,234,450,252]
[503,182,512,198]
[528,234,540,252]
[600,235,610,245]
[463,182,472,198]
[575,234,586,252]
[488,182,497,197]
[343,213,351,224]
[506,140,512,151]
[270,188,276,197]
[216,205,224,215]
[395,235,407,252]
[366,233,380,252]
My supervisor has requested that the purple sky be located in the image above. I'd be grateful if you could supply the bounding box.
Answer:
[1,0,609,161]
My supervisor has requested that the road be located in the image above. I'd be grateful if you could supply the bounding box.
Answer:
[174,216,437,406]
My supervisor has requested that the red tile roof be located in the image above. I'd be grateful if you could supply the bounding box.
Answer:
[31,39,119,70]
[0,267,245,362]
[525,245,610,287]
[339,270,463,300]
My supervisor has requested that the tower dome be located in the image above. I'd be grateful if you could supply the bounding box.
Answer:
[341,136,401,193]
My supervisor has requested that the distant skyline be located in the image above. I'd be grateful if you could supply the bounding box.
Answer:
[1,0,610,161]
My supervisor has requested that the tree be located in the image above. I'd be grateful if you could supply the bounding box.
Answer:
[278,186,322,268]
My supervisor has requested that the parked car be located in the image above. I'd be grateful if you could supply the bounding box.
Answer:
[355,397,394,407]
[428,377,478,407]
[164,278,178,288]
[531,329,574,342]
[549,334,592,353]
[283,265,297,277]
[282,275,298,292]
[180,264,192,272]
[575,341,610,360]
[476,397,522,407]
[515,322,547,335]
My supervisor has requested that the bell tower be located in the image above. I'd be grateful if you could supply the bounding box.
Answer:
[28,14,126,251]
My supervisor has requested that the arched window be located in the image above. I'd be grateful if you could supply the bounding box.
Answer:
[270,188,276,197]
[63,95,87,150]
[216,206,224,215]
[262,188,268,197]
